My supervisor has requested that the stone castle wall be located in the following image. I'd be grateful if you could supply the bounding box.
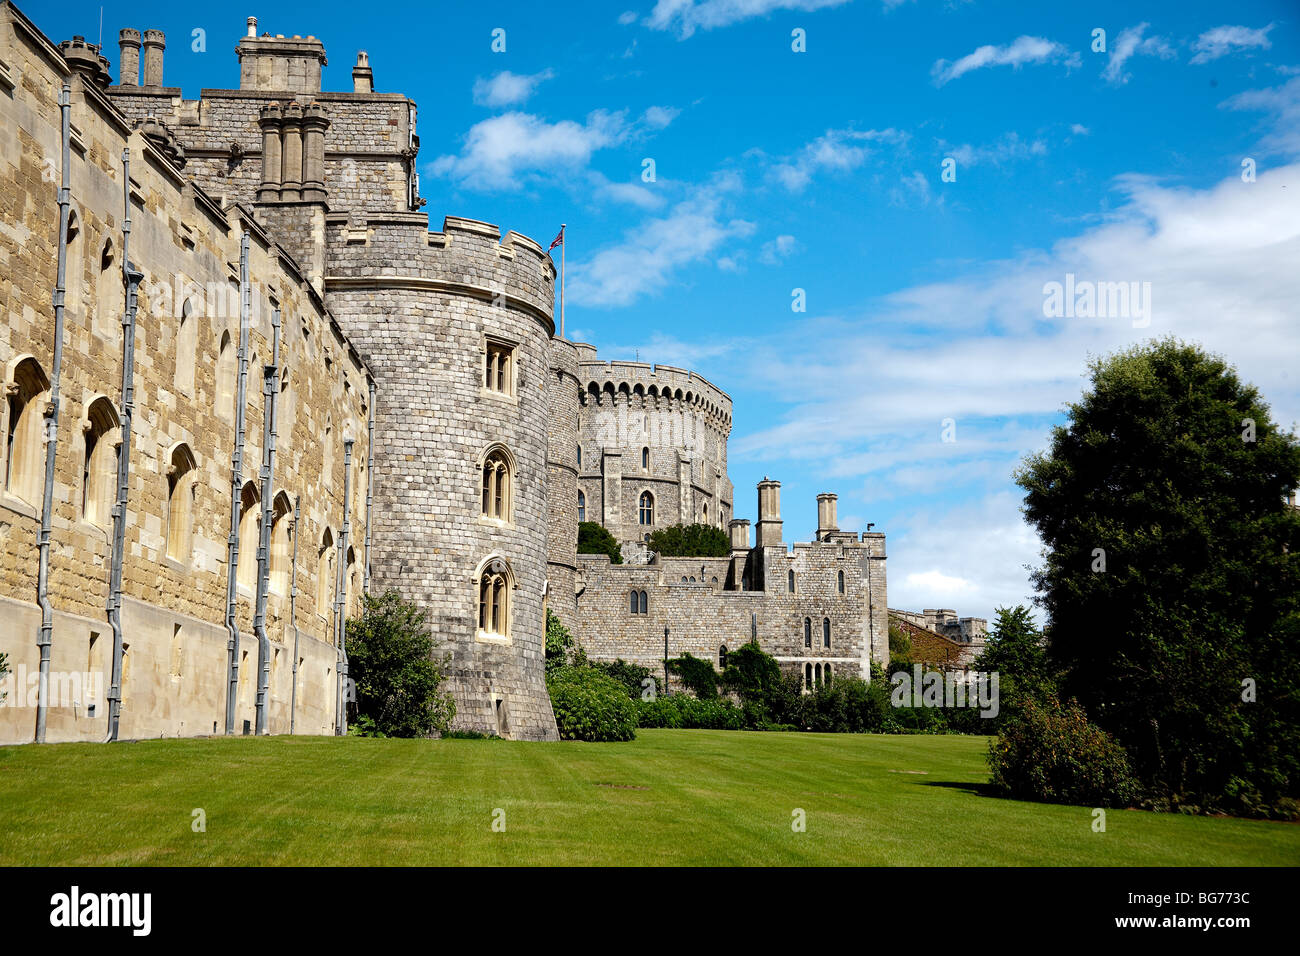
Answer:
[0,3,370,743]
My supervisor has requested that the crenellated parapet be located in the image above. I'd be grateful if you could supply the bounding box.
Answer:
[323,213,557,335]
[575,347,732,433]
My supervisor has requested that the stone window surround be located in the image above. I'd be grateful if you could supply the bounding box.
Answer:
[480,333,519,403]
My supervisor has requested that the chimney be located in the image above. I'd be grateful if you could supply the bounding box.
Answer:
[141,29,165,87]
[352,51,373,93]
[728,518,750,553]
[118,29,140,86]
[247,17,258,38]
[755,478,783,549]
[816,493,838,540]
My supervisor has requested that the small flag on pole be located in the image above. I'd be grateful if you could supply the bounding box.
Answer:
[549,225,564,251]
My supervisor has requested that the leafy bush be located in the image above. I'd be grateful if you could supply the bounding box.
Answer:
[545,610,586,677]
[578,521,623,564]
[345,591,456,737]
[667,652,719,698]
[719,641,782,709]
[592,658,658,700]
[989,695,1139,807]
[547,667,637,742]
[636,693,746,729]
[647,522,730,557]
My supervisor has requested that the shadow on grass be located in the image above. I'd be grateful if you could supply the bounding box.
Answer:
[922,780,1001,799]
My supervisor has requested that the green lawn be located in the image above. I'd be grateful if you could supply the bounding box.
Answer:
[1,730,1296,866]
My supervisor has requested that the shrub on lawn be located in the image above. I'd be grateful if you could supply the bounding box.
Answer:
[635,693,746,729]
[345,591,456,738]
[547,667,637,742]
[988,694,1138,807]
[577,521,623,564]
[592,658,659,700]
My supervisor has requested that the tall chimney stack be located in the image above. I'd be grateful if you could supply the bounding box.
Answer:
[247,17,258,38]
[118,29,140,86]
[816,493,839,540]
[141,29,165,86]
[755,478,783,549]
[352,51,374,93]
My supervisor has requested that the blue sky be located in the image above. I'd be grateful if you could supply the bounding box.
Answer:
[31,0,1300,621]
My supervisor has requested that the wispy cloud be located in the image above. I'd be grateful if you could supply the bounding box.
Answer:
[1101,23,1175,85]
[567,174,756,306]
[942,132,1047,168]
[472,69,554,108]
[646,0,853,39]
[1191,23,1275,65]
[759,234,799,264]
[1222,75,1300,158]
[769,128,906,191]
[932,35,1079,86]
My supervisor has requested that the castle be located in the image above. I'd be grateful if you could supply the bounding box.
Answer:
[0,5,981,744]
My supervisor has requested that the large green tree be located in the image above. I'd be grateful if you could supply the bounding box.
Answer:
[1016,339,1300,815]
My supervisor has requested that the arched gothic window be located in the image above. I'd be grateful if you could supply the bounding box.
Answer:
[719,644,728,669]
[642,446,649,470]
[3,357,50,506]
[237,481,261,590]
[478,557,512,638]
[480,447,513,521]
[317,528,335,618]
[216,330,235,421]
[805,663,813,690]
[838,569,845,594]
[81,396,120,529]
[639,490,654,526]
[164,443,197,563]
[823,617,831,648]
[788,569,795,593]
[804,617,811,649]
[270,492,293,595]
[577,490,586,523]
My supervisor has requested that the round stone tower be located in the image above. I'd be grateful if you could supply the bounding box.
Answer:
[324,214,559,740]
[545,338,580,628]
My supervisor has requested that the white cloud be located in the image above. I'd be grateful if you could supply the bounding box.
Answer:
[472,69,555,107]
[1191,23,1275,65]
[429,106,678,191]
[1101,23,1176,85]
[646,0,853,39]
[770,128,905,191]
[932,35,1079,86]
[1070,123,1090,136]
[591,173,667,210]
[618,10,638,25]
[759,234,798,264]
[568,175,755,307]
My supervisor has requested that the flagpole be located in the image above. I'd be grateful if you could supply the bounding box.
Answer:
[560,223,566,340]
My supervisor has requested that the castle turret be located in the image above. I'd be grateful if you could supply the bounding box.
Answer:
[546,338,581,626]
[755,478,783,549]
[60,36,111,88]
[236,27,327,93]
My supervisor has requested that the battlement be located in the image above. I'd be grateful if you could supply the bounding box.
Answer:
[323,212,557,331]
[574,343,731,428]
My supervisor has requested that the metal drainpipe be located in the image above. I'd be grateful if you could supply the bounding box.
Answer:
[334,439,353,735]
[105,147,142,743]
[224,233,251,735]
[288,495,301,734]
[252,309,280,735]
[363,380,374,595]
[35,83,72,744]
